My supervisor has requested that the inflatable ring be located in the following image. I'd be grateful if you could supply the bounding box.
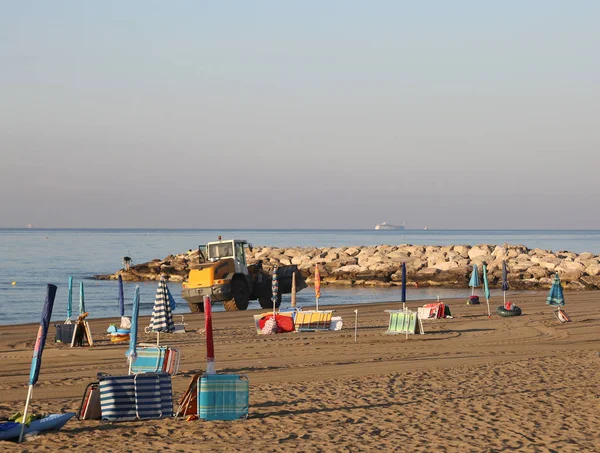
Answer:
[496,305,522,317]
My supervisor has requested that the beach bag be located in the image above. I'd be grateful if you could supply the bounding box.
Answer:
[55,323,75,343]
[197,374,249,421]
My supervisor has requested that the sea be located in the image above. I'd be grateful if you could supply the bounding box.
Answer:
[1,228,600,326]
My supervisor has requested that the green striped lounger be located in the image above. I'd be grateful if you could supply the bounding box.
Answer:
[198,374,249,421]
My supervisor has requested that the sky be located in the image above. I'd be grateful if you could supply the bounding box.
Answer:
[1,1,599,229]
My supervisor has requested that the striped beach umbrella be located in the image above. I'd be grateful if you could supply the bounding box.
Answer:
[149,277,175,345]
[314,264,321,311]
[271,266,279,315]
[126,286,140,373]
[546,273,565,307]
[19,284,57,442]
[469,264,480,296]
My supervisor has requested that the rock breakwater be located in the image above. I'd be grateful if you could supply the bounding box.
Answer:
[94,244,600,290]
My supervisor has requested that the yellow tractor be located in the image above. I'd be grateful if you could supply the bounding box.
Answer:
[181,238,306,312]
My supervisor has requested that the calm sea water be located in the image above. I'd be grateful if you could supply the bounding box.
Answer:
[1,228,599,326]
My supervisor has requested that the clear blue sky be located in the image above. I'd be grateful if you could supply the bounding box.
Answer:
[1,1,599,229]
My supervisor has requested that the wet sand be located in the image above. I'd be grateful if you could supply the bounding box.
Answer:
[1,292,600,452]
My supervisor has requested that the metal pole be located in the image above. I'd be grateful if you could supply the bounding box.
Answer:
[18,385,34,442]
[354,309,358,342]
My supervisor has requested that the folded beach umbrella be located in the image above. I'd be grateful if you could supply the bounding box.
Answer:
[546,273,565,307]
[79,282,85,315]
[469,264,480,296]
[401,262,407,303]
[290,272,297,308]
[482,263,491,318]
[502,260,509,304]
[272,266,279,315]
[19,284,57,442]
[66,276,73,324]
[126,285,140,373]
[149,277,175,345]
[204,295,215,374]
[314,264,321,311]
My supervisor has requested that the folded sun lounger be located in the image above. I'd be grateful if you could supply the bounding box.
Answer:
[197,374,249,421]
[99,373,173,421]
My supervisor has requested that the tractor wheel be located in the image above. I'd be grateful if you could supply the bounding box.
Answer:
[188,301,205,313]
[258,293,282,310]
[223,278,250,311]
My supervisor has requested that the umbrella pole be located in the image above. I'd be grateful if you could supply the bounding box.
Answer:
[18,385,34,442]
[354,309,358,342]
[504,291,506,305]
[157,331,160,346]
[486,297,491,318]
[316,297,319,312]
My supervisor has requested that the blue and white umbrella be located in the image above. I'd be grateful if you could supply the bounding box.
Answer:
[148,277,175,345]
[546,273,565,307]
[469,264,480,296]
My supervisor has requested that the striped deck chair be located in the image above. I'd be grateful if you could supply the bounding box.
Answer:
[198,374,249,421]
[294,310,333,332]
[385,309,424,335]
[130,346,166,374]
[99,373,173,421]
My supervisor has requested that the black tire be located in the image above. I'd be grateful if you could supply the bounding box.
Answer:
[188,302,205,313]
[258,293,282,310]
[496,305,522,317]
[223,278,250,311]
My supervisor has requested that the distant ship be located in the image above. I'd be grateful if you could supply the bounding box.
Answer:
[26,223,34,229]
[374,222,405,231]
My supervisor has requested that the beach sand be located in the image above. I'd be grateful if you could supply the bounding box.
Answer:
[1,292,600,452]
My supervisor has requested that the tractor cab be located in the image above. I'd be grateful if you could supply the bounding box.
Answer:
[205,239,252,275]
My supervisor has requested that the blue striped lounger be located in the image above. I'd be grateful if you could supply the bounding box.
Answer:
[198,374,249,421]
[130,347,166,374]
[100,373,173,421]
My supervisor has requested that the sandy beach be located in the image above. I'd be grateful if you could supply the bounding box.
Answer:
[1,292,600,452]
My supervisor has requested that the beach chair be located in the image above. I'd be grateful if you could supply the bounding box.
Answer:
[197,374,249,421]
[385,309,424,335]
[99,373,173,421]
[77,382,101,420]
[130,346,180,375]
[554,309,572,323]
[294,310,333,332]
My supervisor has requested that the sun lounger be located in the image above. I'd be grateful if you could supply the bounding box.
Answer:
[99,373,173,421]
[129,346,180,375]
[294,310,333,332]
[385,309,424,335]
[197,374,249,421]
